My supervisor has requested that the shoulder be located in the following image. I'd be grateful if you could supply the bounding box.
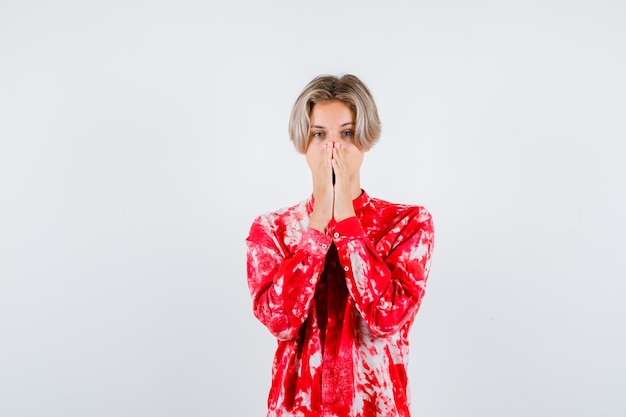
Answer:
[366,195,432,226]
[363,195,434,254]
[247,198,311,241]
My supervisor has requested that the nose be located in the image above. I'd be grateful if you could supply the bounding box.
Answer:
[328,132,342,143]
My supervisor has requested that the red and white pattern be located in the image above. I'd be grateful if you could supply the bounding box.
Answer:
[246,190,434,417]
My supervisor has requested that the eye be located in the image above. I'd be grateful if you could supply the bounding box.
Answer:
[342,130,354,137]
[312,131,324,138]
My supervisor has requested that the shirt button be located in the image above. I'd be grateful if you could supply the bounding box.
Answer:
[333,232,340,238]
[344,266,349,272]
[321,243,327,250]
[309,278,315,284]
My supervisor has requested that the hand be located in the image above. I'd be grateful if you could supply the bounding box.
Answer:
[308,142,334,233]
[331,143,356,222]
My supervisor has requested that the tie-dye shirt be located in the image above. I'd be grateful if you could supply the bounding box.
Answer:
[246,190,434,417]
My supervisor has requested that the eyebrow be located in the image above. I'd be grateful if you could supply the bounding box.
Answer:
[310,122,355,129]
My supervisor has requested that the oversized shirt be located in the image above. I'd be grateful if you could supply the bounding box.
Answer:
[246,190,434,417]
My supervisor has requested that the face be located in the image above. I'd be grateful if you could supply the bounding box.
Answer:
[305,100,364,178]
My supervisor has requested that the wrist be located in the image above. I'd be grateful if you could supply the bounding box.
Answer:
[309,211,331,233]
[334,210,356,223]
[308,219,328,233]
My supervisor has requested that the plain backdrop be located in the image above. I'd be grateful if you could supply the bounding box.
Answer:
[1,1,625,416]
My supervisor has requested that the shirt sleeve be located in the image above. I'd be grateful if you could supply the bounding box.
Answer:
[328,207,434,337]
[246,215,332,341]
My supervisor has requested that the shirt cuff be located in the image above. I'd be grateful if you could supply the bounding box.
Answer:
[327,216,367,244]
[301,226,333,255]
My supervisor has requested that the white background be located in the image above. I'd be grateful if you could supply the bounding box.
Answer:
[1,1,625,416]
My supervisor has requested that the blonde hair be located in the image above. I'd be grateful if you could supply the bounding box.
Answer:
[288,74,382,153]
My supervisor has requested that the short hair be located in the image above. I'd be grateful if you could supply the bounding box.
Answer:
[288,74,382,154]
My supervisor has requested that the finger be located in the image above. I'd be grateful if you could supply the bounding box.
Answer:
[331,144,340,165]
[314,144,331,184]
[332,144,347,174]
